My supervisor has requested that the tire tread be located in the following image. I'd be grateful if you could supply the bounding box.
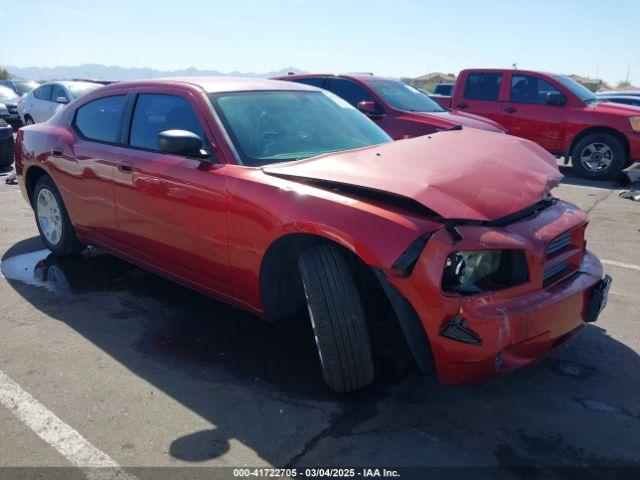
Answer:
[299,244,374,392]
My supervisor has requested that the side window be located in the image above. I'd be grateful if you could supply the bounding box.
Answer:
[325,78,375,107]
[464,73,503,101]
[74,95,127,143]
[510,75,561,104]
[129,94,205,151]
[51,85,68,103]
[34,85,53,101]
[291,77,326,88]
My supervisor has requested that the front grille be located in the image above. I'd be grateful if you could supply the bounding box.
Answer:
[542,227,585,285]
[543,260,568,281]
[547,231,572,255]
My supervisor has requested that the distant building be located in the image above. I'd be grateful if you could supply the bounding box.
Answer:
[568,74,609,92]
[408,73,456,92]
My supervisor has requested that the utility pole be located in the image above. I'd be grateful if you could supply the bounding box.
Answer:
[625,62,631,86]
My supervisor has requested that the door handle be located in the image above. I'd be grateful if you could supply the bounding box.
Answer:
[118,164,133,173]
[505,107,517,113]
[456,103,469,109]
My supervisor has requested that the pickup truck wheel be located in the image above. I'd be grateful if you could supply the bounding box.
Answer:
[298,244,374,392]
[33,176,85,256]
[0,134,13,167]
[571,133,626,180]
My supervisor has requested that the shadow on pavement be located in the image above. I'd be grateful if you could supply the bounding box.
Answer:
[2,238,640,473]
[559,165,640,190]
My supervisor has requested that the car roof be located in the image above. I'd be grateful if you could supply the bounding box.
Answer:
[279,73,396,81]
[459,68,558,77]
[37,80,100,88]
[598,91,640,96]
[94,76,320,95]
[598,94,640,100]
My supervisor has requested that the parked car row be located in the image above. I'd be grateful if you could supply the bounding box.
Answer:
[597,91,640,107]
[15,76,611,392]
[0,86,21,129]
[274,73,506,138]
[17,80,102,125]
[427,69,640,180]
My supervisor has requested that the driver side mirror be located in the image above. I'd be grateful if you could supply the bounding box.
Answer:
[357,100,384,118]
[56,96,69,104]
[546,92,566,106]
[157,130,211,160]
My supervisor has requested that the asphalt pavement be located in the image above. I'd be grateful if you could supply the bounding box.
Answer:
[0,163,639,479]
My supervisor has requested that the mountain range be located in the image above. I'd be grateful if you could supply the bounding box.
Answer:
[3,64,307,81]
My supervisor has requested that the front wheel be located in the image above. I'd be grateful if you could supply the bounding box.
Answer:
[298,244,374,392]
[570,133,626,180]
[33,175,85,255]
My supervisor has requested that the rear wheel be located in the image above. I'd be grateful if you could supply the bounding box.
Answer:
[298,244,374,392]
[571,132,626,180]
[0,133,13,167]
[33,175,85,255]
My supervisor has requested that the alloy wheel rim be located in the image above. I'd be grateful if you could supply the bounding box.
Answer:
[579,142,613,172]
[37,188,63,245]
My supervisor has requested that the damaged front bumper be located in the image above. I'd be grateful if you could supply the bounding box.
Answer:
[432,251,605,383]
[385,199,610,384]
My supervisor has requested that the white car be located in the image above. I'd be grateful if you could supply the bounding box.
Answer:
[17,81,101,125]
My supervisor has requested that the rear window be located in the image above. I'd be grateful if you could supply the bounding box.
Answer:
[464,73,503,101]
[74,95,127,143]
[66,82,101,99]
[291,77,326,88]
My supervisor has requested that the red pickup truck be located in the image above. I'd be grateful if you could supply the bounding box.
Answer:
[431,69,640,180]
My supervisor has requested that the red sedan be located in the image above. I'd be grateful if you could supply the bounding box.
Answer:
[14,77,610,392]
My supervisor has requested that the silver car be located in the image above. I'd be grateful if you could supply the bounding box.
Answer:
[17,81,101,125]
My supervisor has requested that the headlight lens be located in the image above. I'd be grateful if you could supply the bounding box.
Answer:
[442,250,528,294]
[630,116,640,132]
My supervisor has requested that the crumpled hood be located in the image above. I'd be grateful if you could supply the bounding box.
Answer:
[422,110,506,132]
[263,128,562,222]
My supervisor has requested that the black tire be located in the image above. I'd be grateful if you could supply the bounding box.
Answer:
[570,132,626,180]
[0,135,13,167]
[24,115,35,125]
[298,244,374,392]
[32,175,85,255]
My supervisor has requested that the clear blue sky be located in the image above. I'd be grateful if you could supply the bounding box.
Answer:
[2,0,638,85]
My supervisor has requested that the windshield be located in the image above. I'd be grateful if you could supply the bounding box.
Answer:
[0,86,18,101]
[367,80,445,112]
[66,82,101,98]
[553,75,598,103]
[209,90,391,166]
[14,81,39,96]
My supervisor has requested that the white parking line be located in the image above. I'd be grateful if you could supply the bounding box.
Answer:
[601,259,640,272]
[0,369,138,480]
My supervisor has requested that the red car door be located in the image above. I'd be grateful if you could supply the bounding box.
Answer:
[113,90,230,294]
[500,73,567,152]
[454,71,504,123]
[61,94,129,240]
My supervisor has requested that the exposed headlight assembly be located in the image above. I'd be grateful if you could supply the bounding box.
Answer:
[442,249,528,294]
